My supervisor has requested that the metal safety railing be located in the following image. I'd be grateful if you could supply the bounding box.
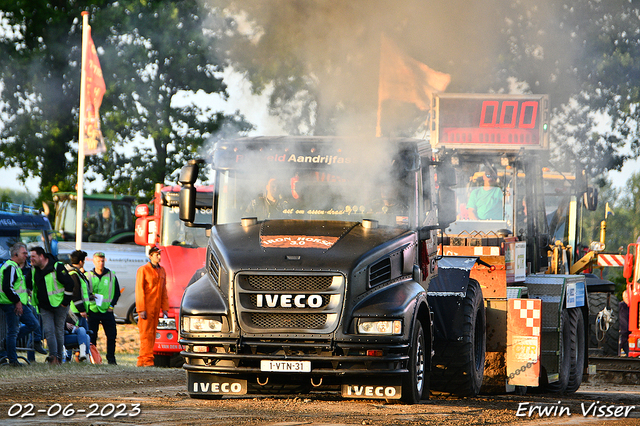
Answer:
[0,202,42,215]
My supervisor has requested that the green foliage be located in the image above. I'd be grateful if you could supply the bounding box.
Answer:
[0,188,35,205]
[0,1,250,202]
[581,176,640,298]
[585,173,640,255]
[607,270,628,302]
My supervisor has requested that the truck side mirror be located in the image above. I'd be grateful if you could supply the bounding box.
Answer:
[135,216,156,245]
[436,162,457,228]
[179,186,196,223]
[438,187,457,228]
[584,187,598,211]
[178,159,205,224]
[179,159,203,185]
[135,204,149,218]
[438,165,457,188]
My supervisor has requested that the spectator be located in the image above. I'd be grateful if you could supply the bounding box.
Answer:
[85,251,120,365]
[66,250,92,330]
[620,289,630,356]
[30,246,74,365]
[0,242,47,366]
[64,311,90,362]
[135,246,168,367]
[16,242,48,357]
[467,168,503,220]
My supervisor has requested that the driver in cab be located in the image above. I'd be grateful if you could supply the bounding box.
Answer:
[466,168,503,220]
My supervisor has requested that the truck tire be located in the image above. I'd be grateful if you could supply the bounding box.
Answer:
[588,293,619,356]
[401,321,427,404]
[154,354,170,368]
[430,279,486,397]
[566,308,585,393]
[545,308,572,394]
[128,306,138,325]
[170,354,185,368]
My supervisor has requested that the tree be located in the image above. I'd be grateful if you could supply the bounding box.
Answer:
[89,1,251,197]
[210,0,639,180]
[0,1,250,203]
[0,188,34,205]
[0,1,94,204]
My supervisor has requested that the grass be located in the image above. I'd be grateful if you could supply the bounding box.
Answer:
[0,352,143,380]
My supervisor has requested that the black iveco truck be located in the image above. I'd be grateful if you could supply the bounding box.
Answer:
[177,136,456,403]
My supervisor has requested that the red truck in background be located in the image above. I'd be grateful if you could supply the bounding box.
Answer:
[135,183,213,367]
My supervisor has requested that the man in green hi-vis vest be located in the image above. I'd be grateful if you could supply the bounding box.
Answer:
[0,243,46,367]
[86,251,120,365]
[66,250,92,329]
[1,243,46,365]
[30,246,74,365]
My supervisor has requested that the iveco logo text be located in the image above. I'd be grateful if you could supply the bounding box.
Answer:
[345,385,398,397]
[192,382,243,393]
[256,294,323,308]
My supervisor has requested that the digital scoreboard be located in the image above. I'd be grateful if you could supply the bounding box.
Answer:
[432,94,549,149]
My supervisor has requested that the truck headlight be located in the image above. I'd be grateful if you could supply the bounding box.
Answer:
[157,317,176,330]
[357,319,402,335]
[182,316,223,333]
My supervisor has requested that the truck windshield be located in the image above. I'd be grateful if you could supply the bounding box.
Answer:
[161,206,210,248]
[443,156,573,242]
[0,229,50,263]
[56,199,134,242]
[216,169,410,228]
[444,159,514,235]
[543,173,575,245]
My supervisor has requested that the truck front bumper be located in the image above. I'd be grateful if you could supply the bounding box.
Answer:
[181,337,411,375]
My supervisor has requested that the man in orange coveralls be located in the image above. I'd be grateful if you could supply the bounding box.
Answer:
[135,246,168,367]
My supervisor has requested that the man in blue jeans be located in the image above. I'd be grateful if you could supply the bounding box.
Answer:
[30,246,74,365]
[86,251,120,365]
[1,243,47,366]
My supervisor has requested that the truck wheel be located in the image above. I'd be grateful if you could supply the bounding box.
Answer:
[154,354,170,368]
[430,279,485,397]
[566,308,585,393]
[128,306,138,325]
[401,321,427,404]
[588,293,619,356]
[545,308,572,394]
[170,354,185,368]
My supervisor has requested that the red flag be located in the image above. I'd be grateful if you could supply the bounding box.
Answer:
[376,34,450,136]
[83,27,106,155]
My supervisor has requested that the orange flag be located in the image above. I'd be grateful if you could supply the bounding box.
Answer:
[83,26,106,155]
[376,34,450,136]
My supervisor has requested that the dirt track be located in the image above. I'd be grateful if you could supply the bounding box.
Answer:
[0,366,638,426]
[0,325,638,425]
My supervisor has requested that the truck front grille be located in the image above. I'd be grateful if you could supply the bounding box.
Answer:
[245,275,333,291]
[236,273,344,334]
[208,249,220,284]
[250,313,327,329]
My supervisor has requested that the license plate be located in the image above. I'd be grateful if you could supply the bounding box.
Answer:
[260,360,311,372]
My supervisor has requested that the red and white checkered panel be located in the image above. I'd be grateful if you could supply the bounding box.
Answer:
[507,298,542,387]
[511,299,541,337]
